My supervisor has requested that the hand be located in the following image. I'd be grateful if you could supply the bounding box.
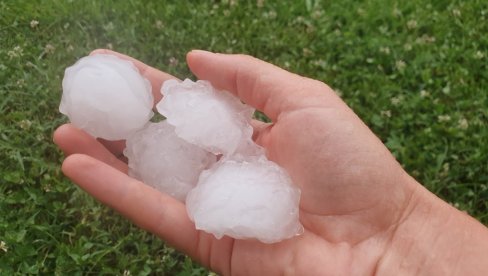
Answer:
[54,50,488,275]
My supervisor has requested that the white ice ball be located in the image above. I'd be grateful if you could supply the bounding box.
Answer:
[124,121,216,202]
[186,155,303,243]
[60,54,154,140]
[156,79,254,156]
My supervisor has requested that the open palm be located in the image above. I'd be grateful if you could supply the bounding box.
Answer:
[54,50,418,275]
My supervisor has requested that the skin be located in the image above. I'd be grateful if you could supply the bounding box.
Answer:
[53,49,488,275]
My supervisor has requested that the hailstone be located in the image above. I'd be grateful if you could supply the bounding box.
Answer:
[60,54,154,140]
[124,121,216,202]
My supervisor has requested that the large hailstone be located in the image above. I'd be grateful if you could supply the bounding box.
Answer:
[60,54,154,140]
[156,79,254,156]
[124,121,216,202]
[186,155,303,243]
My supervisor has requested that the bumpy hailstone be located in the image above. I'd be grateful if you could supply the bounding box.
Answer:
[186,155,303,243]
[60,54,154,140]
[156,79,254,156]
[124,121,216,202]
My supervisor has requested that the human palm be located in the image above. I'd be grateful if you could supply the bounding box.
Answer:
[55,50,416,275]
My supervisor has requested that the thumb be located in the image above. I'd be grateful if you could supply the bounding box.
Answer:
[186,50,336,121]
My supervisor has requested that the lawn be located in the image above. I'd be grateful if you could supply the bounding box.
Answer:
[1,0,487,274]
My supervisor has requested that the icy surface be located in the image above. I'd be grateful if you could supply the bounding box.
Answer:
[186,155,303,243]
[60,54,154,140]
[156,79,254,155]
[124,121,216,202]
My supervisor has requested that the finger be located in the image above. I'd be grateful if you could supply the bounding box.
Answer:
[61,154,201,260]
[96,138,126,159]
[250,120,272,147]
[187,50,337,121]
[90,49,178,105]
[53,124,128,173]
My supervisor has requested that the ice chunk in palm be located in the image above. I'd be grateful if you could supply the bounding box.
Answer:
[156,79,254,155]
[124,121,216,202]
[186,155,303,243]
[60,54,153,140]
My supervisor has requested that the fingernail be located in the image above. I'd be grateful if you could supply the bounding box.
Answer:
[90,49,109,56]
[189,49,214,55]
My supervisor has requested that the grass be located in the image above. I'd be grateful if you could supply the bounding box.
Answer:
[1,0,487,274]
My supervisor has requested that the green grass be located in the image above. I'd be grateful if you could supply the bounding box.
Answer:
[1,0,487,274]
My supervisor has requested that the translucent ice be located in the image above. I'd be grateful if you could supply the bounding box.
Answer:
[60,54,154,140]
[156,79,254,155]
[186,155,303,243]
[124,121,216,202]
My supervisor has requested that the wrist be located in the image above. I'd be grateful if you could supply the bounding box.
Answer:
[377,177,488,275]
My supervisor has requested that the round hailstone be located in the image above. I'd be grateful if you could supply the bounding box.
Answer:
[156,79,254,156]
[60,54,154,140]
[186,155,303,243]
[124,121,216,202]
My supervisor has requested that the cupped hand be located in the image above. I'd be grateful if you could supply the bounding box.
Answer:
[54,49,420,275]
